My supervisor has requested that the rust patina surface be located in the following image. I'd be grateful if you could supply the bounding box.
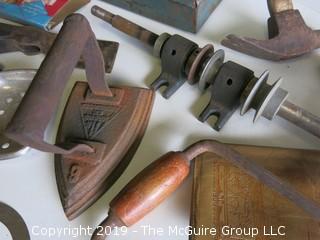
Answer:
[5,14,155,220]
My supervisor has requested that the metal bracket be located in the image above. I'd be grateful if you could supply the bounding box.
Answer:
[199,61,254,131]
[151,35,198,99]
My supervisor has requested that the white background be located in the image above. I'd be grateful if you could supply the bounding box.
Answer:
[0,0,320,239]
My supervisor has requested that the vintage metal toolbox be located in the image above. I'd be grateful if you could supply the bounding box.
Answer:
[101,0,222,32]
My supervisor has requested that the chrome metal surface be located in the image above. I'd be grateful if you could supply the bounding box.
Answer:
[253,78,284,122]
[0,70,35,160]
[198,49,225,91]
[278,101,320,139]
[241,71,269,115]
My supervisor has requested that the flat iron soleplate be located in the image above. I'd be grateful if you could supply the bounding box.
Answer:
[0,70,35,160]
[55,82,154,219]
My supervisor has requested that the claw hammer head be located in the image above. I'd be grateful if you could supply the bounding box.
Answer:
[222,0,320,61]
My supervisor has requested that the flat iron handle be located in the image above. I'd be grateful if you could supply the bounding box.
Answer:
[6,14,111,155]
[267,0,293,15]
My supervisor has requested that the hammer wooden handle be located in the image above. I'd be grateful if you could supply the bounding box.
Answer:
[268,0,293,14]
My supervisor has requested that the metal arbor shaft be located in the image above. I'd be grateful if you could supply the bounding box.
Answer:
[91,6,320,139]
[91,5,218,96]
[92,5,159,47]
[239,71,320,139]
[278,101,320,138]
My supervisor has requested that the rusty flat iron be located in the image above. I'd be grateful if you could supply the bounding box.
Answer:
[0,70,35,160]
[5,14,155,220]
[0,22,119,73]
[221,0,320,61]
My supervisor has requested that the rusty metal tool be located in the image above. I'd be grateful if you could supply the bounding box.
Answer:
[5,14,155,220]
[91,140,320,240]
[92,6,320,139]
[0,70,35,160]
[0,202,30,240]
[0,22,119,73]
[221,0,320,61]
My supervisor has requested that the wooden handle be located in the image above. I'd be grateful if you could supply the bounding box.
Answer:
[268,0,293,14]
[110,152,190,226]
[92,5,159,47]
